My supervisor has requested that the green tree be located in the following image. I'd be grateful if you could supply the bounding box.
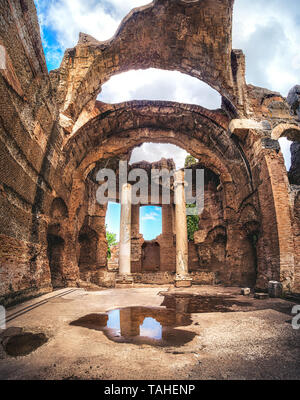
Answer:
[106,227,117,259]
[184,155,197,168]
[185,155,199,241]
[186,204,199,241]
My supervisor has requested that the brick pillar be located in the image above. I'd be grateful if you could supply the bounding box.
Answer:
[131,204,143,273]
[159,205,176,272]
[230,121,296,292]
[253,137,295,291]
[261,150,295,291]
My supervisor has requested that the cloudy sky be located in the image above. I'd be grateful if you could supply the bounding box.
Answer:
[105,203,162,240]
[34,0,300,238]
[34,0,299,169]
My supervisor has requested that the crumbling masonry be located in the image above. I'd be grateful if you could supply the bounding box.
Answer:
[0,0,300,306]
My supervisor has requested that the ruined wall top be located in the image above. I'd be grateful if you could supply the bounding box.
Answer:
[50,0,240,127]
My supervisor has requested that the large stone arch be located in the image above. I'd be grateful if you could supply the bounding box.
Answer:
[62,102,242,179]
[54,100,267,288]
[60,102,250,222]
[271,123,300,142]
[50,0,248,129]
[271,123,300,186]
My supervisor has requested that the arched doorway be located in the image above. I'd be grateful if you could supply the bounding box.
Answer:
[47,234,65,288]
[142,242,160,272]
[78,225,98,281]
[47,198,69,288]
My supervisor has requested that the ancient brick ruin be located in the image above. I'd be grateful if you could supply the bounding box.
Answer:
[1,0,300,306]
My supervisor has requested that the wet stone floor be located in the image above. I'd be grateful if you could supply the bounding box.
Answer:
[0,287,299,380]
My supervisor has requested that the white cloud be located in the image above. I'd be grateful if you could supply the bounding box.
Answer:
[141,211,159,221]
[43,0,117,48]
[233,0,300,96]
[129,143,189,170]
[36,0,151,49]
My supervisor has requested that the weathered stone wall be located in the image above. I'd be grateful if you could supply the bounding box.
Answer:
[141,242,160,272]
[292,187,300,292]
[0,0,300,304]
[289,143,300,185]
[76,180,108,286]
[0,0,66,305]
[190,168,258,287]
[132,271,215,286]
[235,127,295,291]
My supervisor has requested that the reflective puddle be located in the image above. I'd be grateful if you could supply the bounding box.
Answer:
[70,294,255,347]
[70,307,195,347]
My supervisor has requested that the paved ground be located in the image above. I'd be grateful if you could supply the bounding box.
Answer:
[0,285,299,380]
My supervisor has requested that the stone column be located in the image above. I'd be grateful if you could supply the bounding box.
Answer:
[116,183,133,286]
[174,170,192,287]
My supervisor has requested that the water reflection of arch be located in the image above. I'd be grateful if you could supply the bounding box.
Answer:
[118,306,192,338]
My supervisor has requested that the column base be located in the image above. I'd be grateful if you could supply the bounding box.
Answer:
[174,275,193,288]
[115,274,134,288]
